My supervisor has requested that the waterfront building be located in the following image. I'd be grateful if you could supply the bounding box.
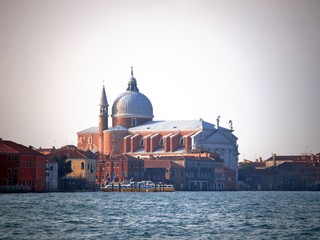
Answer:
[97,153,145,187]
[144,158,185,190]
[46,161,58,191]
[239,161,320,191]
[146,154,229,191]
[238,159,267,169]
[0,139,46,192]
[265,153,320,167]
[240,162,320,191]
[46,145,97,190]
[77,68,239,189]
[238,153,320,190]
[224,166,237,190]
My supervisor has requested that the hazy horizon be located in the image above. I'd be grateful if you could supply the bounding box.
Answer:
[1,0,320,161]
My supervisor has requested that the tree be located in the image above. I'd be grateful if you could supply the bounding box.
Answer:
[49,155,73,179]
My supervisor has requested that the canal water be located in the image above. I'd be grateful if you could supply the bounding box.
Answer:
[1,191,319,239]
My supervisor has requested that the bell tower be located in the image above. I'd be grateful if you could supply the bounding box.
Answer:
[99,85,108,154]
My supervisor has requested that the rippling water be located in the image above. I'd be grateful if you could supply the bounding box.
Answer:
[1,191,320,239]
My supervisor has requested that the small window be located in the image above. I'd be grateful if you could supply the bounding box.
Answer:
[179,137,185,146]
[100,107,105,115]
[7,168,12,175]
[81,162,84,170]
[140,138,144,147]
[131,118,137,126]
[88,137,92,144]
[159,137,164,147]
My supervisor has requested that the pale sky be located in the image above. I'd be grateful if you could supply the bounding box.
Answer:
[1,0,320,161]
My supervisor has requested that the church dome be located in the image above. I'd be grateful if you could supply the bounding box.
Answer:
[111,67,154,119]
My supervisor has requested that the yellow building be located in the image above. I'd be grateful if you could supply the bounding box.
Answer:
[46,145,98,190]
[67,158,96,186]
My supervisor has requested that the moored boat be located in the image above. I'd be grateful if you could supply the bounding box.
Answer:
[101,181,174,192]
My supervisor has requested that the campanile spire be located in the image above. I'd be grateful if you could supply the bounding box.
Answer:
[99,84,109,153]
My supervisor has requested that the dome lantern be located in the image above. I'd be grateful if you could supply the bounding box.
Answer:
[126,66,139,92]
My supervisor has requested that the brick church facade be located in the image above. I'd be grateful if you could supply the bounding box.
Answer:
[77,67,239,190]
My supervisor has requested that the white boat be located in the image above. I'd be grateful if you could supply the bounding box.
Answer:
[101,180,174,192]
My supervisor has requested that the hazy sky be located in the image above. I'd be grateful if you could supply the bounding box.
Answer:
[1,0,320,160]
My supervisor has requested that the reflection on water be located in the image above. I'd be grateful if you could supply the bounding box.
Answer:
[1,191,320,239]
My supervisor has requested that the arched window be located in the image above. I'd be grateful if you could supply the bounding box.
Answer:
[159,137,164,147]
[179,137,185,146]
[140,138,144,147]
[131,118,137,126]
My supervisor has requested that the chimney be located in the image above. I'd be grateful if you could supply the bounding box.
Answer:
[272,153,276,166]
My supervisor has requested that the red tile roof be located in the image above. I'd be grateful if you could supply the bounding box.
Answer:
[266,154,317,163]
[144,159,184,169]
[0,140,43,155]
[46,146,98,160]
[104,153,143,161]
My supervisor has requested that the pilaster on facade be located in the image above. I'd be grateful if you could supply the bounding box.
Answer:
[163,133,173,152]
[183,132,195,152]
[170,133,180,152]
[150,133,160,152]
[143,133,153,153]
[123,134,133,153]
[130,134,141,153]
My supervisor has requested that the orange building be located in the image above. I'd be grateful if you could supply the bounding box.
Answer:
[96,153,144,187]
[0,139,46,192]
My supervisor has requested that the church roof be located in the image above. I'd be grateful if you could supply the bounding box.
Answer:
[112,91,153,118]
[128,119,215,131]
[105,125,128,132]
[77,127,98,134]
